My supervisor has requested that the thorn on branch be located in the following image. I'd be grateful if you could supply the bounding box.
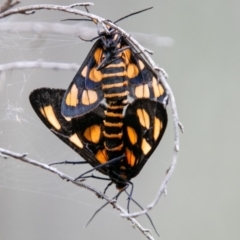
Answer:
[145,48,154,55]
[21,10,35,15]
[0,153,8,159]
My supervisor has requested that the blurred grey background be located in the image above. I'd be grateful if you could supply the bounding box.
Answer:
[0,0,240,239]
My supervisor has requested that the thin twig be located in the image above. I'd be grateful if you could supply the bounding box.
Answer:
[0,61,79,72]
[0,147,154,240]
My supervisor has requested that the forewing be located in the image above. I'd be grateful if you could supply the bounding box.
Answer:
[29,88,108,174]
[61,40,105,118]
[123,39,168,103]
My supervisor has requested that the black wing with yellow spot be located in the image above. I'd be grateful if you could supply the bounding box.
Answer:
[30,88,167,187]
[29,88,109,176]
[121,38,167,102]
[122,99,168,179]
[61,30,168,119]
[61,41,105,118]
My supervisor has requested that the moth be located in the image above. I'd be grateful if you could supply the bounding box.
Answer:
[30,9,168,190]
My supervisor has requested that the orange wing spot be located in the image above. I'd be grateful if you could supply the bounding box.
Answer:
[81,65,88,77]
[127,126,137,145]
[69,133,83,149]
[126,148,136,167]
[65,84,78,107]
[141,138,151,155]
[127,63,139,78]
[43,105,61,130]
[84,125,101,144]
[123,48,131,65]
[89,67,102,82]
[135,84,150,98]
[95,149,108,164]
[153,117,163,140]
[94,48,103,63]
[138,60,145,70]
[137,108,150,129]
[82,90,98,105]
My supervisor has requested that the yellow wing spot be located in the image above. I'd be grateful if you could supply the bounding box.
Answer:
[153,117,163,140]
[137,108,150,129]
[40,107,46,118]
[43,105,61,130]
[138,60,145,70]
[95,149,108,164]
[127,63,139,78]
[69,133,83,149]
[114,34,119,41]
[157,83,164,96]
[82,90,98,105]
[65,84,78,107]
[141,138,151,155]
[135,84,150,98]
[89,67,102,82]
[64,116,71,122]
[81,65,88,77]
[127,126,137,145]
[152,76,164,98]
[126,148,136,167]
[84,125,101,144]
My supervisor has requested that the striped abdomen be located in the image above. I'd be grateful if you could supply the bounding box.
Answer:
[101,58,128,159]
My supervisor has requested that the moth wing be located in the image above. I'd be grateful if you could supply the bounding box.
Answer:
[123,99,168,178]
[61,40,105,118]
[123,38,168,103]
[29,88,108,174]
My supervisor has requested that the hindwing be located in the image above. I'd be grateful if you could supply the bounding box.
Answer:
[30,88,167,184]
[123,99,168,178]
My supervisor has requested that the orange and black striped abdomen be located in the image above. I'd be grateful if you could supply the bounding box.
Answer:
[101,57,128,159]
